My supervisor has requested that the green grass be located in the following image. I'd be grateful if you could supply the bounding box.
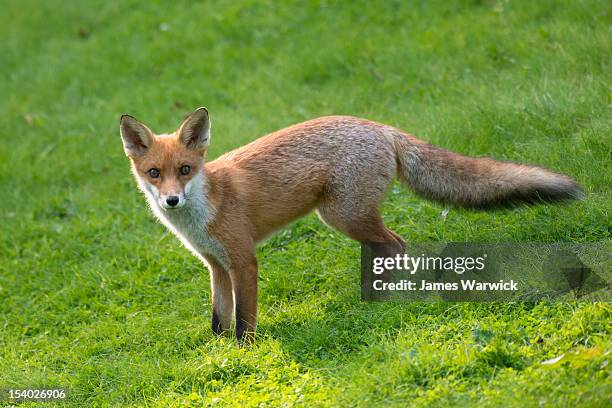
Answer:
[0,0,610,406]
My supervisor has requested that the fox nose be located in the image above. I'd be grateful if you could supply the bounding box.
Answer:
[166,196,179,207]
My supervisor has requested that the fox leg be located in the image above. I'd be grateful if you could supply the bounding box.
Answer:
[317,205,405,257]
[317,149,402,255]
[386,228,406,253]
[227,252,258,345]
[207,258,234,335]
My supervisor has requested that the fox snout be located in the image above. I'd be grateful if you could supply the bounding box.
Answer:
[165,196,180,207]
[158,191,186,210]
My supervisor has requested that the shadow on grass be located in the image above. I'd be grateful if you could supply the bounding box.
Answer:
[258,294,534,391]
[259,294,459,365]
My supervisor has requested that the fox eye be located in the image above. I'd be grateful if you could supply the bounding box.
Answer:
[180,165,191,176]
[148,168,160,178]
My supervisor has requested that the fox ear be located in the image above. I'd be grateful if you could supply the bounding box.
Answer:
[120,115,153,157]
[178,107,210,151]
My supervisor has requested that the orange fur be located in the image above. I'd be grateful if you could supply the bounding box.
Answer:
[120,108,581,343]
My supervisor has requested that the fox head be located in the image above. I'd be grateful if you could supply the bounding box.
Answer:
[119,107,210,210]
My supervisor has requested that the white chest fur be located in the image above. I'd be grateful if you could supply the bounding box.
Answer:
[138,173,229,270]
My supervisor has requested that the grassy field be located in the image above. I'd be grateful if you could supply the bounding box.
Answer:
[0,0,610,406]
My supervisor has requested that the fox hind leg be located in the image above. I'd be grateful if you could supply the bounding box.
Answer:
[317,204,405,258]
[316,144,403,255]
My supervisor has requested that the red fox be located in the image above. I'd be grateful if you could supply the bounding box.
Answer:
[119,107,581,343]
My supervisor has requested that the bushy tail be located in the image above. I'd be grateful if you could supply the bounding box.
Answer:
[392,131,583,209]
